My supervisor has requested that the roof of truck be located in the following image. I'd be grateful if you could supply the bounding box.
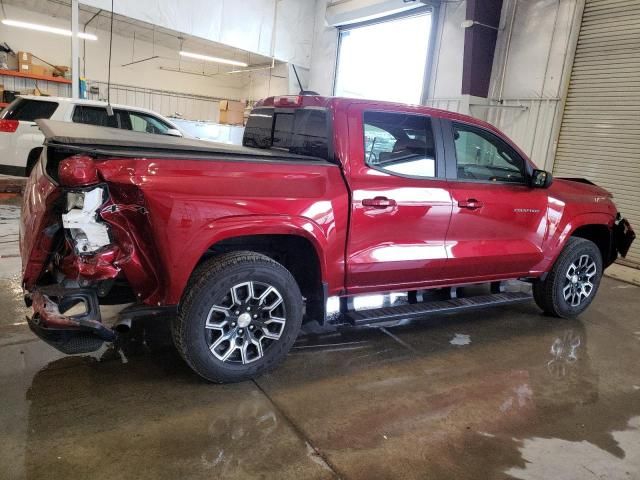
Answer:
[255,95,505,132]
[254,94,528,160]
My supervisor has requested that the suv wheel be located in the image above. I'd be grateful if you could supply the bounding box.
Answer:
[533,237,603,318]
[173,252,303,383]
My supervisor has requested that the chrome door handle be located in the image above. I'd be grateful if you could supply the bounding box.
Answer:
[458,199,483,210]
[362,196,397,209]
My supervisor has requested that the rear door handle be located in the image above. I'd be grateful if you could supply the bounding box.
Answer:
[458,198,483,210]
[362,196,397,209]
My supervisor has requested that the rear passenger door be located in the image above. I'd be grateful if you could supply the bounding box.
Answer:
[345,104,453,293]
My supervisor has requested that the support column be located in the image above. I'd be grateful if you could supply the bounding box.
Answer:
[71,0,80,98]
[461,0,504,98]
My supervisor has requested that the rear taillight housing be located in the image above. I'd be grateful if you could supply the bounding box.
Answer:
[59,155,100,187]
[0,119,19,132]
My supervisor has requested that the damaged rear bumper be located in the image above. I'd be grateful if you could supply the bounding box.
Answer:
[27,286,116,354]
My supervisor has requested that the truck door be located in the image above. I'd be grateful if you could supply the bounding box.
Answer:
[440,120,548,280]
[345,105,453,294]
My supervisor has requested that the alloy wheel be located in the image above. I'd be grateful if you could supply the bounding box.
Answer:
[205,281,286,364]
[562,254,597,307]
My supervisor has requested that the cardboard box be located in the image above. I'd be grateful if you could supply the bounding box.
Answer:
[17,51,32,72]
[219,99,245,112]
[218,109,244,125]
[18,51,32,64]
[30,65,51,77]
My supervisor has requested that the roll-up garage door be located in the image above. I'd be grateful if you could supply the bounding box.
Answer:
[554,0,640,268]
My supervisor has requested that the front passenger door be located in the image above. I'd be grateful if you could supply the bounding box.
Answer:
[442,121,548,280]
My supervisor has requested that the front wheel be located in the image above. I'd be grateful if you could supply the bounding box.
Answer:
[173,252,303,383]
[533,237,603,318]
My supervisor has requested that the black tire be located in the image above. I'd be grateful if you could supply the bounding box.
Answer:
[533,237,603,318]
[172,252,303,383]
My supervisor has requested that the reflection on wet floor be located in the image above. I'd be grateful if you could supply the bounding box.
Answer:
[1,270,640,478]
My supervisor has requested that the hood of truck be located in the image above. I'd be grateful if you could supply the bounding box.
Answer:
[20,156,61,289]
[550,177,613,201]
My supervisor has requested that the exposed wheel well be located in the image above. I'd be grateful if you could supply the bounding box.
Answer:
[26,147,43,176]
[198,234,325,322]
[571,224,613,266]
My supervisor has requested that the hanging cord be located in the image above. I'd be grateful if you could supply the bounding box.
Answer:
[106,0,114,113]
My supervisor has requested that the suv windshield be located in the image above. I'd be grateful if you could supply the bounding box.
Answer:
[1,98,58,122]
[243,107,330,160]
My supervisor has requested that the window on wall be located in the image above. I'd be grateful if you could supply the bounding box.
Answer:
[334,8,434,104]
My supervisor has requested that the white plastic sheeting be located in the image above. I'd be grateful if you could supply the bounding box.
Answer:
[80,0,316,67]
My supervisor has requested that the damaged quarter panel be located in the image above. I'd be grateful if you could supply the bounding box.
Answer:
[20,156,61,288]
[94,157,349,305]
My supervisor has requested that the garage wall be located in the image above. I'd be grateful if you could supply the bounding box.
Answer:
[308,0,583,169]
[553,0,640,268]
[80,0,317,68]
[481,0,583,169]
[0,4,249,103]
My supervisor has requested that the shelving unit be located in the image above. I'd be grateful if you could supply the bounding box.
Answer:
[0,69,71,84]
[0,69,71,100]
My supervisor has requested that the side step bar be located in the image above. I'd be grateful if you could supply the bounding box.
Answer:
[341,291,532,326]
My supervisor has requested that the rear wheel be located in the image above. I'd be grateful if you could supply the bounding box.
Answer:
[533,237,603,318]
[173,252,303,383]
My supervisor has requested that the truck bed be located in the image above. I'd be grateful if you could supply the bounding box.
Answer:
[36,119,330,164]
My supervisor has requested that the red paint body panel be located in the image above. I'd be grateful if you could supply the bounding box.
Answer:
[94,157,349,303]
[20,96,629,315]
[20,159,61,288]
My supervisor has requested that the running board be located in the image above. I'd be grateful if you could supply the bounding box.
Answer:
[341,292,532,326]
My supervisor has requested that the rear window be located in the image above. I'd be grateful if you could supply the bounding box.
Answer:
[243,107,330,160]
[1,98,58,122]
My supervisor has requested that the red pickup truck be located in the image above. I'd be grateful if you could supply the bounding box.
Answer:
[20,95,635,382]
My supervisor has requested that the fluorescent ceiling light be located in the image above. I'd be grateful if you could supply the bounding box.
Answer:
[179,51,248,67]
[2,19,98,40]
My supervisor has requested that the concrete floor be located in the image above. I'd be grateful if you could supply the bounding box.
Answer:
[1,198,640,479]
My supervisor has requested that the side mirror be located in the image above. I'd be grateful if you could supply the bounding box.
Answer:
[165,128,183,137]
[530,169,553,188]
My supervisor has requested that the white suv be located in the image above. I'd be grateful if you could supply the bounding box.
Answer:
[0,96,184,176]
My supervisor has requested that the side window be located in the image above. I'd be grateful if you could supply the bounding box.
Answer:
[127,111,171,135]
[72,106,118,128]
[363,111,436,178]
[453,123,526,183]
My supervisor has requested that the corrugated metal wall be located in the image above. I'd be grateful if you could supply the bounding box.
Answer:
[553,0,640,268]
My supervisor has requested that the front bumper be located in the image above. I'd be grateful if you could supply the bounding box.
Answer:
[27,286,116,354]
[614,216,635,258]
